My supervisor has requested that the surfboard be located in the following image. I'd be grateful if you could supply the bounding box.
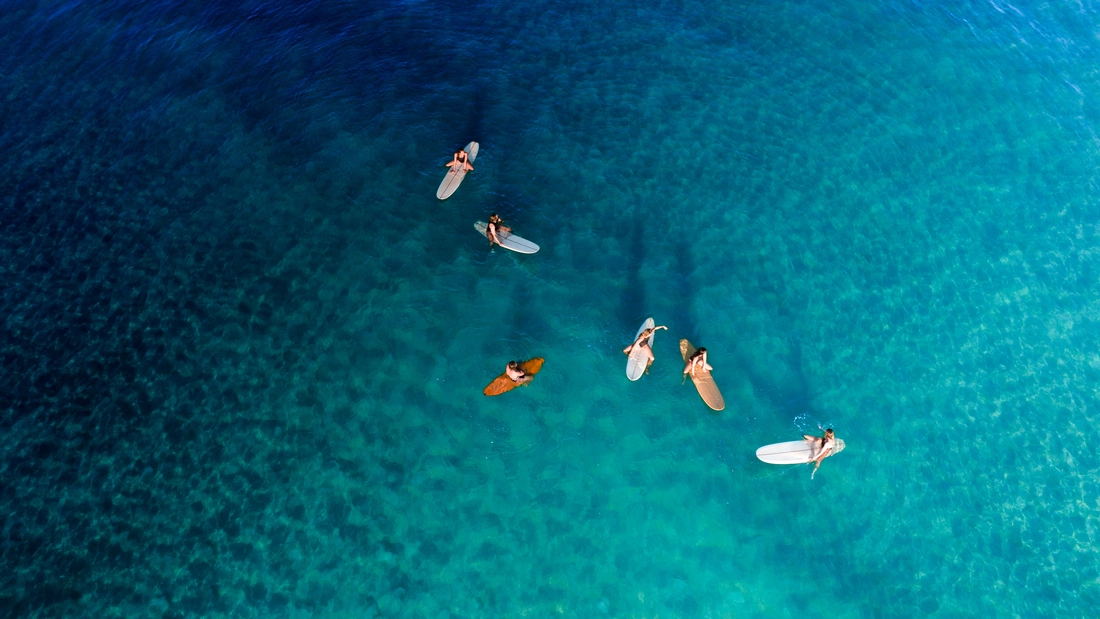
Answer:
[756,438,847,465]
[437,141,479,200]
[680,339,724,411]
[626,318,655,381]
[483,357,544,396]
[474,222,540,254]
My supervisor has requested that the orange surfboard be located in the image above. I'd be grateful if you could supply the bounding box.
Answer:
[483,357,545,396]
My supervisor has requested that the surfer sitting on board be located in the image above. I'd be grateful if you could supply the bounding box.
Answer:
[683,347,712,377]
[487,214,512,247]
[447,149,473,173]
[803,428,836,478]
[622,325,668,365]
[505,361,530,384]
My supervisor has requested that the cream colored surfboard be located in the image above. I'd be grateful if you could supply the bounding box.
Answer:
[437,141,479,200]
[756,438,847,464]
[474,221,540,254]
[626,318,655,381]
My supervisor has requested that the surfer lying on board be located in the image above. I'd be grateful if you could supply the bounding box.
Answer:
[683,347,713,377]
[446,149,474,173]
[622,325,668,365]
[505,361,531,384]
[487,214,512,247]
[803,428,836,478]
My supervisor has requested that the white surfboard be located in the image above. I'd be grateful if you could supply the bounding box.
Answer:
[625,318,655,381]
[474,221,540,254]
[756,438,846,465]
[437,141,479,200]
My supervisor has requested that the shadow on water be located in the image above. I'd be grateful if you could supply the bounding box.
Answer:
[741,330,818,423]
[667,240,698,341]
[617,217,647,328]
[419,85,492,269]
[510,278,549,344]
[461,84,487,147]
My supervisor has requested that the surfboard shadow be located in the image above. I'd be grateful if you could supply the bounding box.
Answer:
[509,279,550,343]
[667,239,698,341]
[616,216,647,328]
[461,84,487,148]
[740,330,816,422]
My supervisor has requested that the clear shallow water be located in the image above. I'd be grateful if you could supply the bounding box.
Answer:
[2,0,1099,616]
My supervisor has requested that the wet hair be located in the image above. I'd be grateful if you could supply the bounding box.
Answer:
[507,360,518,369]
[697,347,707,354]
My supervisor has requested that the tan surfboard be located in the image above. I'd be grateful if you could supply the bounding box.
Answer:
[437,141,479,200]
[680,339,724,411]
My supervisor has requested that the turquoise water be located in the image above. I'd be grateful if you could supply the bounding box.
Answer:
[2,0,1099,616]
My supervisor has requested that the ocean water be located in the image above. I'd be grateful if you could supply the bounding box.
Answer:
[2,0,1099,616]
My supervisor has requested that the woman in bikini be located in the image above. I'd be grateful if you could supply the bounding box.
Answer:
[446,148,474,173]
[505,360,529,384]
[803,428,836,477]
[622,325,668,367]
[486,213,511,248]
[682,347,712,377]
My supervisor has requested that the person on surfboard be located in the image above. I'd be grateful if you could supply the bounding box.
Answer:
[622,325,668,367]
[505,360,530,384]
[803,428,836,477]
[486,214,511,248]
[447,149,473,173]
[683,347,712,377]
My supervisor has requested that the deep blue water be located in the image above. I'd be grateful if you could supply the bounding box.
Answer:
[3,0,1100,616]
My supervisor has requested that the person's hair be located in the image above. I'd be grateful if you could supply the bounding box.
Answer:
[824,428,834,439]
[697,347,707,353]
